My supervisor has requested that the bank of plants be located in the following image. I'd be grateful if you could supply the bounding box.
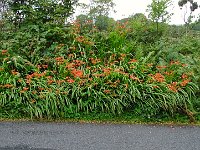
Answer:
[0,20,199,122]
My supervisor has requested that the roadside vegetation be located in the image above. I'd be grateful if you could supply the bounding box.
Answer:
[0,0,200,123]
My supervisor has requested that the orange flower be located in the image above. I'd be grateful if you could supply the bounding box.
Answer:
[104,90,111,94]
[75,36,85,43]
[93,73,105,77]
[55,57,64,61]
[71,69,83,78]
[164,71,173,76]
[47,80,54,85]
[153,85,159,89]
[55,57,64,64]
[130,75,140,82]
[85,41,94,46]
[66,78,75,83]
[0,68,4,71]
[181,74,188,79]
[110,61,117,66]
[86,66,91,70]
[182,64,187,67]
[88,78,93,81]
[57,44,65,49]
[26,72,46,79]
[79,79,87,86]
[37,65,42,69]
[56,80,65,85]
[66,62,75,69]
[170,61,180,65]
[20,87,29,93]
[130,65,136,69]
[26,79,31,84]
[73,60,85,67]
[180,79,190,87]
[38,87,44,91]
[147,63,153,67]
[46,76,52,79]
[124,84,128,89]
[119,54,126,60]
[69,46,76,51]
[11,70,19,75]
[167,82,178,92]
[80,52,85,55]
[26,74,34,80]
[31,99,36,104]
[1,50,8,55]
[32,91,37,94]
[68,54,75,59]
[34,72,46,78]
[3,84,13,88]
[128,59,137,64]
[18,79,22,83]
[89,58,101,65]
[152,73,165,83]
[103,68,112,75]
[23,87,29,91]
[42,65,48,69]
[156,66,167,69]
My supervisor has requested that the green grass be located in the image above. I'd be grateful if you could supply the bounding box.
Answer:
[1,111,200,126]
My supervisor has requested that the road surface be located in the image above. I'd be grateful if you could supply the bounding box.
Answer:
[0,121,200,150]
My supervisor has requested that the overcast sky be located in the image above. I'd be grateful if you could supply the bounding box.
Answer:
[77,0,200,25]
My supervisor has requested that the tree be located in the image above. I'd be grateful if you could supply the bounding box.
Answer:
[147,0,173,34]
[95,15,115,31]
[178,0,199,34]
[0,0,8,19]
[4,0,78,28]
[130,13,147,20]
[178,0,199,26]
[77,0,116,31]
[89,0,115,17]
[76,14,93,33]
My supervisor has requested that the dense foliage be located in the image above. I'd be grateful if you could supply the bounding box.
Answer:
[0,0,199,122]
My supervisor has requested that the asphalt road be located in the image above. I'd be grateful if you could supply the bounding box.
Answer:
[0,121,200,150]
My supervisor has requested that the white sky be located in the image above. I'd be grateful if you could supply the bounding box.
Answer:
[76,0,200,25]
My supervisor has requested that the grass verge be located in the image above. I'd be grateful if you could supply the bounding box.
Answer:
[0,112,200,126]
